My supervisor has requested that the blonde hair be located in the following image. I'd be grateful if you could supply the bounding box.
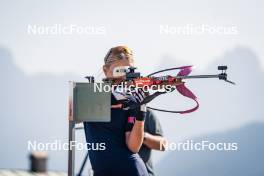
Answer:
[104,46,134,65]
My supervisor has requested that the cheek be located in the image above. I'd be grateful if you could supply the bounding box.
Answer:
[106,67,114,76]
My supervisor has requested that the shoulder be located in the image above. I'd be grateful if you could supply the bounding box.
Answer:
[145,109,164,136]
[146,109,158,121]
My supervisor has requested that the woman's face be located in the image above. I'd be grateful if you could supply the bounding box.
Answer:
[103,59,134,78]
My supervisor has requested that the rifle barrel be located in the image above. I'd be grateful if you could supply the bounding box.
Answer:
[176,74,220,79]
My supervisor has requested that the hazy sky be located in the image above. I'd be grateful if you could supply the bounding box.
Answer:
[1,0,264,170]
[0,0,263,76]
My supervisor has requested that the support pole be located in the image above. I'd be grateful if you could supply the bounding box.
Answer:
[68,121,75,176]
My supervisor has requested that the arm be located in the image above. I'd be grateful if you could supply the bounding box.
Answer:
[143,132,167,151]
[125,120,145,153]
[123,89,147,153]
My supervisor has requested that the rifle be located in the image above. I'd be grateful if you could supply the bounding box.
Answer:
[102,65,235,114]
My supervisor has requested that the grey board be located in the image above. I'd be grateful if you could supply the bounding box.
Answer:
[72,82,111,122]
